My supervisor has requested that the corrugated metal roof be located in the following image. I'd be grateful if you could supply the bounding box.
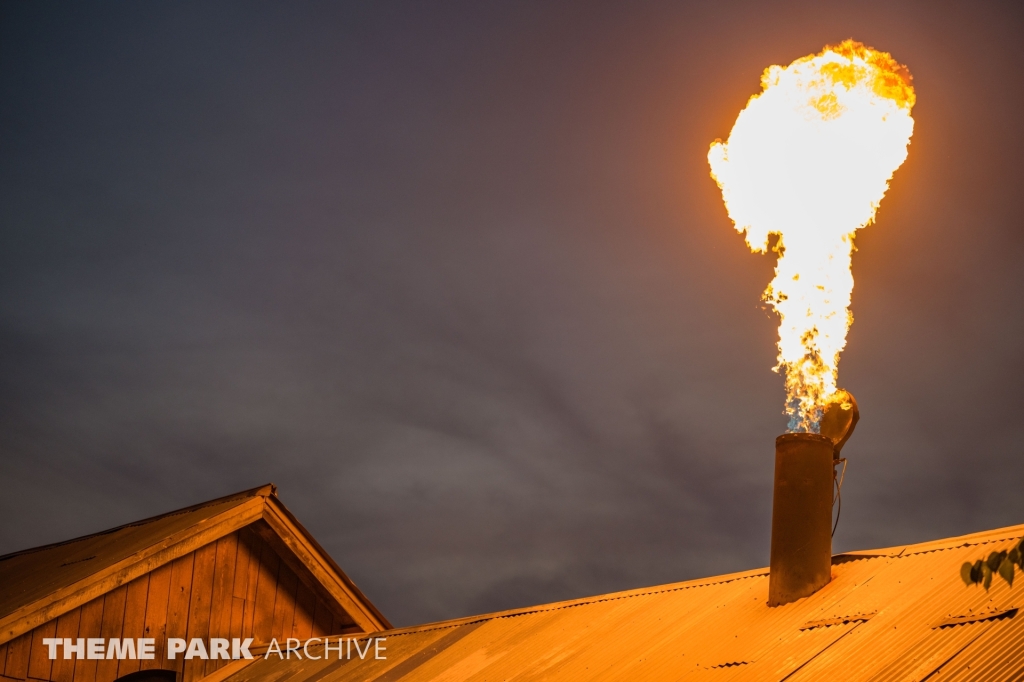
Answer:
[211,522,1024,681]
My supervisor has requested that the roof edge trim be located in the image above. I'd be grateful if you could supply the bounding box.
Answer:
[259,496,392,632]
[0,496,264,645]
[352,565,773,640]
[0,484,275,565]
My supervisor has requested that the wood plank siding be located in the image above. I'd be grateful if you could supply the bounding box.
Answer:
[0,526,358,682]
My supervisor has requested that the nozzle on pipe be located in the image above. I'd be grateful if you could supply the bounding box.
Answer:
[820,390,859,457]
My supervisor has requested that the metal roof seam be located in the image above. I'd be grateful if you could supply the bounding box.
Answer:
[900,535,1024,558]
[356,573,773,641]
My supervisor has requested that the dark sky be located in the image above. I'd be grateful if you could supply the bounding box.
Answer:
[1,0,1022,627]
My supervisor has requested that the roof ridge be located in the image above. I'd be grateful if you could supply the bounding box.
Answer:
[829,522,1024,561]
[893,520,1024,557]
[362,520,1024,640]
[363,566,772,639]
[0,483,275,564]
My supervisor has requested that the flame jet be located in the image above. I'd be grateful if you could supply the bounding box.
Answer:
[709,40,915,432]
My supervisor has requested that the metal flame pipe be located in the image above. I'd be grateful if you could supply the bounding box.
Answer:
[768,432,834,606]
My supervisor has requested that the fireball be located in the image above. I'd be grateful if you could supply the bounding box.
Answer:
[709,40,915,432]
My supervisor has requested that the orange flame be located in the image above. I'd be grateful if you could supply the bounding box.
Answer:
[708,40,915,432]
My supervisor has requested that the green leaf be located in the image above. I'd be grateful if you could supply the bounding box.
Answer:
[1010,548,1020,566]
[961,561,976,586]
[999,557,1015,587]
[987,551,1005,572]
[983,563,993,590]
[971,560,985,584]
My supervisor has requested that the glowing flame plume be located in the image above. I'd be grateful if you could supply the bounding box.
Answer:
[708,40,915,432]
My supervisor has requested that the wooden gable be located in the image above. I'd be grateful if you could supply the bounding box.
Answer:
[0,485,388,682]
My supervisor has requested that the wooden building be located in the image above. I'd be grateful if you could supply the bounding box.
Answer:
[0,485,388,682]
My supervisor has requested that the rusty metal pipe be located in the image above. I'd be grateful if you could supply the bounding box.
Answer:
[768,432,834,606]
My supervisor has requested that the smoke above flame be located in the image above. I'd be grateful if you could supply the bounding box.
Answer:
[708,40,915,432]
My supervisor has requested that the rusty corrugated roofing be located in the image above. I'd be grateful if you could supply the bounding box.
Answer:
[211,522,1024,681]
